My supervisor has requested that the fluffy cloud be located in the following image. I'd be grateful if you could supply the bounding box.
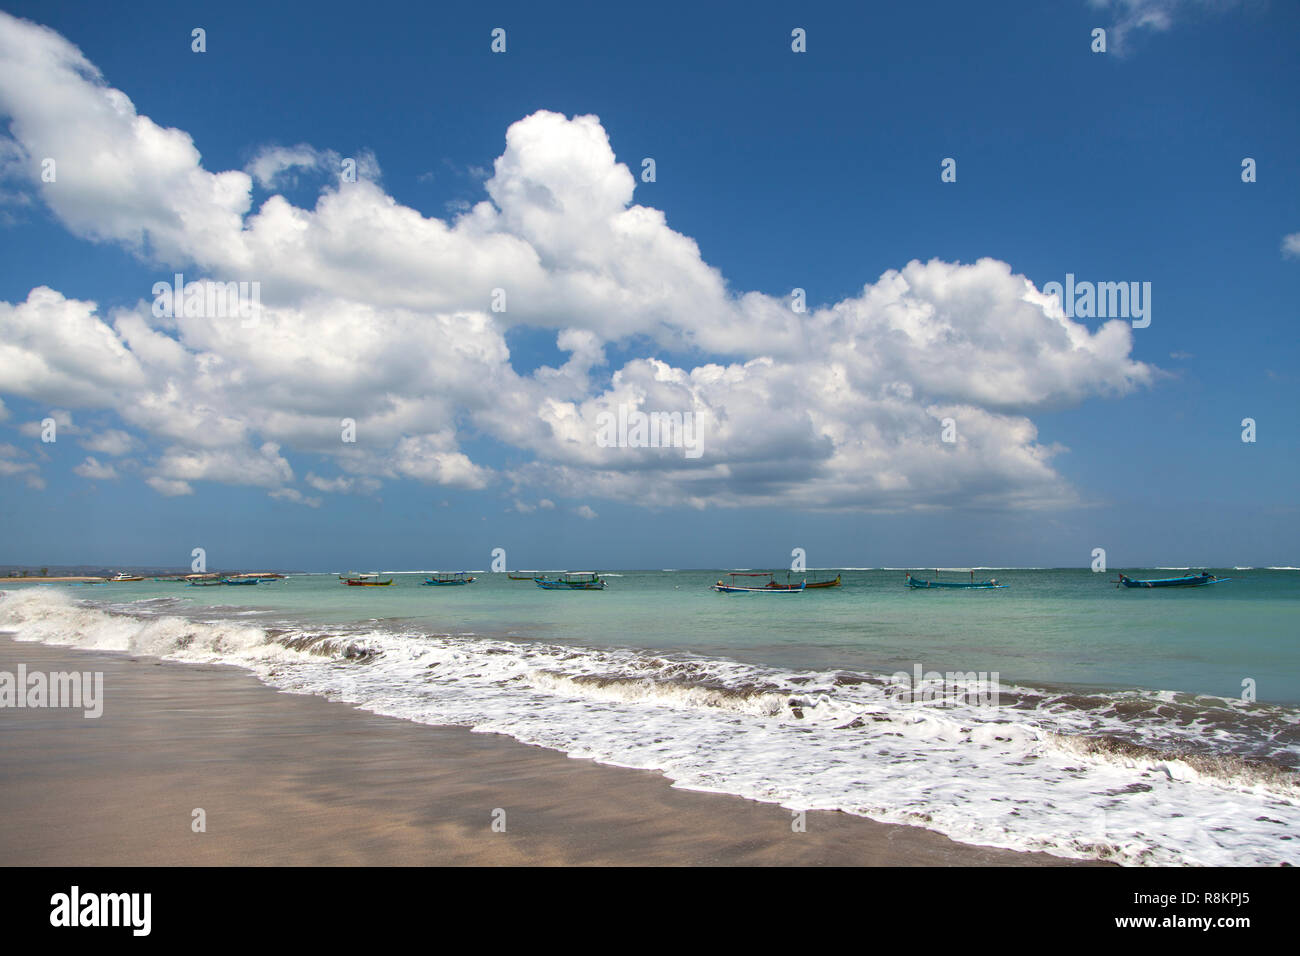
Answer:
[0,441,43,489]
[0,291,145,406]
[245,144,381,191]
[1283,233,1300,259]
[1089,0,1242,52]
[304,472,383,496]
[17,408,75,438]
[80,428,137,456]
[0,11,1156,512]
[269,487,322,508]
[0,17,251,265]
[145,476,192,497]
[73,456,117,480]
[152,442,293,489]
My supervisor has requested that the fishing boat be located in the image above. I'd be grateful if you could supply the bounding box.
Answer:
[535,572,606,590]
[107,572,144,582]
[507,572,538,581]
[712,572,805,594]
[220,576,259,586]
[422,572,475,586]
[1115,571,1228,589]
[344,573,393,587]
[906,571,1006,589]
[804,574,842,589]
[186,577,224,587]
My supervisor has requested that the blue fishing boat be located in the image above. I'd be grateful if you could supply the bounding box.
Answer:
[536,572,606,590]
[221,576,259,585]
[1116,571,1228,589]
[906,572,1006,590]
[422,572,475,586]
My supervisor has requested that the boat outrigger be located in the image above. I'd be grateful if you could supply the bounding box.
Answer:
[712,572,806,594]
[535,572,606,590]
[906,571,1006,589]
[422,572,475,586]
[1115,571,1228,589]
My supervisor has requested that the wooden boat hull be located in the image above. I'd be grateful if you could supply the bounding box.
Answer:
[712,582,805,593]
[507,574,537,580]
[423,577,474,586]
[804,574,841,589]
[1118,573,1227,589]
[345,579,393,586]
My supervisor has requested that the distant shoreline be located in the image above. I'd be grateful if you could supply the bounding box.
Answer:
[5,566,1295,576]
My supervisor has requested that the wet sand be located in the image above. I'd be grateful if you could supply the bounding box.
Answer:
[0,636,1094,865]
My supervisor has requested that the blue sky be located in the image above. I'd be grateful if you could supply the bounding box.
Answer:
[0,0,1296,570]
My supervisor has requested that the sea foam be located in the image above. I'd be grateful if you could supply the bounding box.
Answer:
[2,587,1297,866]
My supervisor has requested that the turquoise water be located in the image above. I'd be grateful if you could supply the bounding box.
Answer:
[81,568,1300,704]
[7,566,1299,864]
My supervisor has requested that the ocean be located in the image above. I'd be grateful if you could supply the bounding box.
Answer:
[2,567,1297,865]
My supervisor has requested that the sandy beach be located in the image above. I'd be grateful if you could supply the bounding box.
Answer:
[0,636,1090,866]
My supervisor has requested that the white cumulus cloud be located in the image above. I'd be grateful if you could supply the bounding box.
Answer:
[0,11,1157,513]
[73,456,117,480]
